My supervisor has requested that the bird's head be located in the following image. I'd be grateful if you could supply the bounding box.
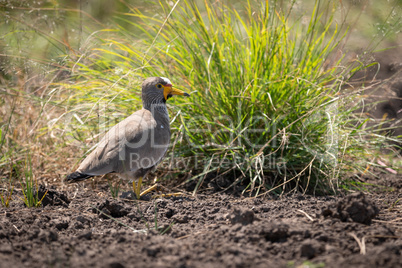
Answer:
[142,77,189,105]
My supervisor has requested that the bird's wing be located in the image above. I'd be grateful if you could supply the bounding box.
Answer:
[76,109,169,176]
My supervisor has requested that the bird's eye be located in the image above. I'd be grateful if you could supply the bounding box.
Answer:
[156,84,163,89]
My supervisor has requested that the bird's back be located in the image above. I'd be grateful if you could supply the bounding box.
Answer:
[76,108,170,177]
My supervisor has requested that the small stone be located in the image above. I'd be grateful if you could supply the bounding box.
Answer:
[300,241,317,259]
[78,231,92,240]
[109,262,125,268]
[173,214,189,223]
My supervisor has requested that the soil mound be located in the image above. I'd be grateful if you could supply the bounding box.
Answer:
[39,185,70,207]
[322,192,379,224]
[94,199,131,218]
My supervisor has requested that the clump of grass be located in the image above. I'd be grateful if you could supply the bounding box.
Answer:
[0,176,14,207]
[20,176,47,207]
[113,0,356,194]
[119,0,401,195]
[108,178,121,199]
[19,156,48,207]
[0,188,13,207]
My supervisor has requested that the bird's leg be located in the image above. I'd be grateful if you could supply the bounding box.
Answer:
[139,184,160,197]
[140,184,186,199]
[133,177,143,200]
[133,179,186,199]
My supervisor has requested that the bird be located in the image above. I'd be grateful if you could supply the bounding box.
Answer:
[66,77,189,199]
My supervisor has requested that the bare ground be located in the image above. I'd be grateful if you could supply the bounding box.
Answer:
[0,173,401,268]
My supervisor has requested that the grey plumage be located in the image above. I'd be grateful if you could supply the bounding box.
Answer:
[66,77,189,196]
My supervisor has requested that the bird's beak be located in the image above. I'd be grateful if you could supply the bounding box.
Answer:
[163,85,190,100]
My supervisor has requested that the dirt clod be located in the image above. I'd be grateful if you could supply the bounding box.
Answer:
[109,262,125,268]
[322,192,379,224]
[300,239,321,259]
[172,214,189,223]
[77,231,92,240]
[94,199,130,218]
[229,208,257,225]
[50,218,69,230]
[38,229,58,242]
[39,185,70,207]
[259,221,289,242]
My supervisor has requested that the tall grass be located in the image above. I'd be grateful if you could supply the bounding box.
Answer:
[1,0,400,196]
[75,0,370,195]
[157,0,345,195]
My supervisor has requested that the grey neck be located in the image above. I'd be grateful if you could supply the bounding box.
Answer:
[143,101,170,123]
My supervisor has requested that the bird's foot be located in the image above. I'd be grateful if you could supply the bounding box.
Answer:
[132,179,186,200]
[140,184,186,199]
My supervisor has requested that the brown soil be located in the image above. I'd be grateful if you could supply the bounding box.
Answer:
[1,178,401,268]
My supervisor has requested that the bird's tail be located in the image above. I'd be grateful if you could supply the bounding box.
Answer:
[65,171,93,183]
